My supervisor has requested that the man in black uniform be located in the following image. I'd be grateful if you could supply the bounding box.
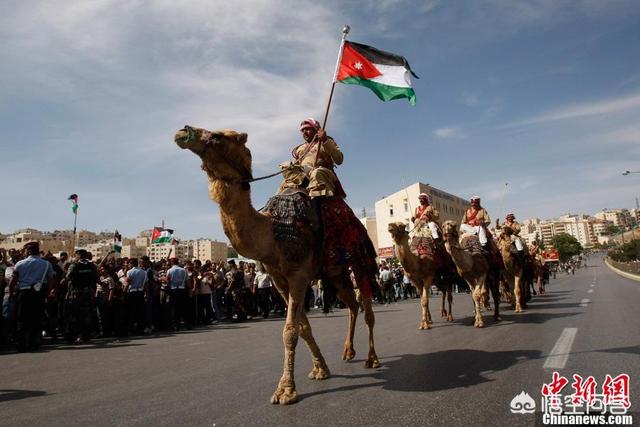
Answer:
[63,249,98,342]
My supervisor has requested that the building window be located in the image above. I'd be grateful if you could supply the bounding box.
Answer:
[389,205,394,216]
[403,199,408,212]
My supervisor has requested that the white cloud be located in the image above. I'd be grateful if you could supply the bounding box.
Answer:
[499,93,640,128]
[0,0,343,239]
[434,127,460,139]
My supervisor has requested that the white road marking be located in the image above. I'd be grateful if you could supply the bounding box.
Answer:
[579,298,590,307]
[588,289,594,294]
[544,328,578,369]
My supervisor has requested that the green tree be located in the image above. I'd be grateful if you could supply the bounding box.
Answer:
[608,239,640,262]
[603,224,622,236]
[550,233,583,261]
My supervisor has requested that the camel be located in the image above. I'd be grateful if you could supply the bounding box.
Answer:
[441,221,501,327]
[387,222,453,329]
[173,125,379,405]
[532,254,546,294]
[497,229,525,313]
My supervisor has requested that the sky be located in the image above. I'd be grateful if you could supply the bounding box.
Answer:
[2,0,640,241]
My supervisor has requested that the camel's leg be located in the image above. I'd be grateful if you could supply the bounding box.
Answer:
[419,278,432,330]
[537,274,544,294]
[514,275,523,313]
[471,279,485,328]
[440,290,447,318]
[335,285,358,362]
[271,287,305,405]
[446,289,454,322]
[489,273,501,322]
[361,295,380,368]
[299,313,331,380]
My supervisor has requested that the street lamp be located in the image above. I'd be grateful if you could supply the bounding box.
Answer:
[622,170,640,176]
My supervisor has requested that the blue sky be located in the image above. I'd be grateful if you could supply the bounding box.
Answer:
[2,0,640,241]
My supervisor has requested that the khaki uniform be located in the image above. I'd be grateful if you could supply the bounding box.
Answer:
[412,205,440,238]
[413,205,440,224]
[292,137,343,198]
[461,207,490,226]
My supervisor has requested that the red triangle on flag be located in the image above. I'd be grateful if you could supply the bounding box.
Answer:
[337,43,382,81]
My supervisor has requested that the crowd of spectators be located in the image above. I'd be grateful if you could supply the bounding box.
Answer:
[0,245,465,352]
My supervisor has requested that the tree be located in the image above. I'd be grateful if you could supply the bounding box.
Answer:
[550,233,583,261]
[608,239,640,262]
[603,224,622,236]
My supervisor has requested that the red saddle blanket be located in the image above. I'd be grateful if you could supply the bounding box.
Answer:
[320,196,378,297]
[410,236,456,272]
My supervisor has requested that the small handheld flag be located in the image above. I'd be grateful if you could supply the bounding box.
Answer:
[113,230,122,253]
[67,194,79,214]
[152,227,174,244]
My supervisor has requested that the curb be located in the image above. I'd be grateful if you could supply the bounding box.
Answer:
[605,258,640,282]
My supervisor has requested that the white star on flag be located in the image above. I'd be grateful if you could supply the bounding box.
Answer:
[354,62,363,70]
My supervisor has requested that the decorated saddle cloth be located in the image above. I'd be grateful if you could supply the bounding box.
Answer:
[262,192,317,263]
[460,234,483,256]
[410,236,455,272]
[319,196,378,297]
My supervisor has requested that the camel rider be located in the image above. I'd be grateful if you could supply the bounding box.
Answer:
[496,213,524,251]
[460,196,490,246]
[291,118,344,198]
[411,193,440,239]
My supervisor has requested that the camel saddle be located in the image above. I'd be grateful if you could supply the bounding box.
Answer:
[410,236,456,272]
[262,192,318,263]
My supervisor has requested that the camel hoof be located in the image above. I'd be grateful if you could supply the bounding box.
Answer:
[342,347,356,361]
[494,316,502,322]
[418,321,431,330]
[447,315,454,322]
[365,357,380,369]
[271,387,298,405]
[308,366,330,380]
[476,323,485,328]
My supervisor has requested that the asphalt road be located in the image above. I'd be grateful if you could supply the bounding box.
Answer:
[1,255,638,426]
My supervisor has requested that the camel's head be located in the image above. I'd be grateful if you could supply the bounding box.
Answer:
[441,220,459,240]
[388,222,409,243]
[174,125,252,190]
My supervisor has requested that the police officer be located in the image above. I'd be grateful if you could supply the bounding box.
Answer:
[63,249,98,342]
[9,241,55,351]
[125,258,147,335]
[165,258,188,331]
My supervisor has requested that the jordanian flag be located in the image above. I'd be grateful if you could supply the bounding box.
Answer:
[67,194,79,214]
[152,227,174,244]
[337,41,418,106]
[113,230,122,253]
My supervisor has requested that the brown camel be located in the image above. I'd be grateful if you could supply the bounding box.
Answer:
[497,229,525,313]
[173,126,379,405]
[532,254,546,294]
[441,221,501,327]
[387,222,453,329]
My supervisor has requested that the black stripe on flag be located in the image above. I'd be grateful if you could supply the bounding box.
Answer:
[348,41,419,79]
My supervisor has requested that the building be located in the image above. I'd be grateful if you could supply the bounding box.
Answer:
[147,243,193,262]
[122,244,148,259]
[594,209,631,228]
[78,242,112,259]
[359,217,378,251]
[374,182,468,255]
[190,239,228,263]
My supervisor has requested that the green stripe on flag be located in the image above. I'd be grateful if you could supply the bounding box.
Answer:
[340,77,416,106]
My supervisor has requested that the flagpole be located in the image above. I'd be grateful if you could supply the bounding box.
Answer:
[72,210,78,251]
[313,25,350,167]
